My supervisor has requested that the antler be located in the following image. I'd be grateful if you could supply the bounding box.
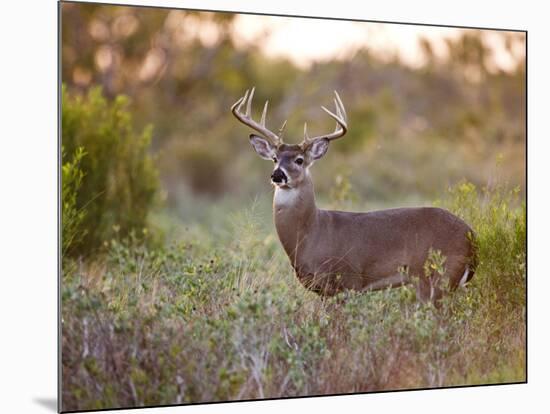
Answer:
[231,87,282,147]
[301,91,348,148]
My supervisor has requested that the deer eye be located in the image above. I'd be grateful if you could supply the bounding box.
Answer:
[295,157,304,165]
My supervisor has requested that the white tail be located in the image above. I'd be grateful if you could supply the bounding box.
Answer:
[232,88,477,301]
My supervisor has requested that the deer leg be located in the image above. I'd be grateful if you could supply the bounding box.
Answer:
[416,256,469,302]
[416,277,443,303]
[296,271,340,297]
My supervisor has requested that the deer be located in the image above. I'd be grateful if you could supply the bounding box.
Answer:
[231,88,477,302]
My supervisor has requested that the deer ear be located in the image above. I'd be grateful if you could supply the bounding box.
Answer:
[306,138,329,161]
[249,134,276,160]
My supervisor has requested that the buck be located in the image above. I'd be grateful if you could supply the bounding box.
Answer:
[232,88,477,301]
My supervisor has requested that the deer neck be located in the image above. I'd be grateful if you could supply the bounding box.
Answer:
[273,173,317,262]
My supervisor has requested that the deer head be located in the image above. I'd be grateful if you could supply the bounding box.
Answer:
[231,88,348,189]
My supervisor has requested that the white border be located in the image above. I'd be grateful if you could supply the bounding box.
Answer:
[1,1,546,413]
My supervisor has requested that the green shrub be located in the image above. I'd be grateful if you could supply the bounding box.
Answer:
[440,181,526,309]
[62,85,159,257]
[62,146,86,256]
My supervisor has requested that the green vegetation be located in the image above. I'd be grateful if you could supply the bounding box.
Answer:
[61,146,86,256]
[62,85,158,257]
[61,179,525,411]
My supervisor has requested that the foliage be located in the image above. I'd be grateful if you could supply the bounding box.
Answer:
[62,180,525,411]
[62,85,159,257]
[62,146,87,256]
[439,180,526,308]
[61,3,525,202]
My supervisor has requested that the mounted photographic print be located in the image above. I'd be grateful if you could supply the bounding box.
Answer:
[60,1,526,412]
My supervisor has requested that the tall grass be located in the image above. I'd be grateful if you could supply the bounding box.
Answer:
[61,180,525,411]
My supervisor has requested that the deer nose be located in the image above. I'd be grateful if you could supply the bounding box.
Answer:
[271,168,287,184]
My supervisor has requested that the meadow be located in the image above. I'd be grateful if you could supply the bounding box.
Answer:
[61,176,525,411]
[60,4,526,411]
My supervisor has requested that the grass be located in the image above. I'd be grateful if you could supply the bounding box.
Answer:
[61,180,526,411]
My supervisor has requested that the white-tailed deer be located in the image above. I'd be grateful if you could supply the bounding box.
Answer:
[232,88,477,301]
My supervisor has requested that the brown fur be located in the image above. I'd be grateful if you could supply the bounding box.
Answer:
[273,167,477,301]
[246,127,476,301]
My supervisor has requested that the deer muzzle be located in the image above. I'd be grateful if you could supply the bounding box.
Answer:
[271,168,288,184]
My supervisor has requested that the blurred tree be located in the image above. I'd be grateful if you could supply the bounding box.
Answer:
[61,2,525,204]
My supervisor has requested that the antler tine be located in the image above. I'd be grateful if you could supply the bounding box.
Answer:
[335,98,342,120]
[230,96,243,113]
[300,91,348,148]
[230,91,245,114]
[239,89,249,112]
[332,99,341,132]
[231,88,282,146]
[332,96,346,133]
[260,100,269,127]
[246,87,255,117]
[278,120,287,139]
[320,105,348,139]
[334,90,347,121]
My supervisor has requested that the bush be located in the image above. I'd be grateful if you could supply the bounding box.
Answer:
[439,181,526,309]
[62,146,86,256]
[62,85,159,257]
